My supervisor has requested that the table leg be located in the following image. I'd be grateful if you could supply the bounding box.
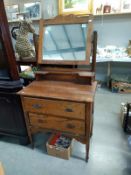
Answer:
[85,102,93,162]
[86,142,89,162]
[29,133,34,149]
[90,119,93,137]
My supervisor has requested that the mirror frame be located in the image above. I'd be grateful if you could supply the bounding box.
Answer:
[38,14,93,65]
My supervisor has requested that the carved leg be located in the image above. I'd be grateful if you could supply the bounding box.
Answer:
[85,102,92,162]
[90,120,93,137]
[25,120,34,148]
[86,143,89,162]
[29,133,34,149]
[90,102,94,137]
[20,97,35,148]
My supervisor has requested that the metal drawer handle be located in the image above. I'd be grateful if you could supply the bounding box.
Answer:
[65,108,73,112]
[66,123,75,129]
[32,104,42,109]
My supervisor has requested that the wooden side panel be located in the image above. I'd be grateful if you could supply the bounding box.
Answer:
[86,21,93,64]
[23,97,85,119]
[91,31,97,72]
[0,0,19,80]
[29,113,85,136]
[38,19,44,64]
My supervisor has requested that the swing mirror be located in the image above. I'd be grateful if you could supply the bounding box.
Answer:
[38,15,93,65]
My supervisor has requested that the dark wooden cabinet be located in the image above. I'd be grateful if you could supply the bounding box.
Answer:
[0,0,19,80]
[0,91,28,144]
[0,0,28,144]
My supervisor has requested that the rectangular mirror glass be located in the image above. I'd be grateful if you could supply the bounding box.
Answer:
[38,15,93,65]
[42,24,87,61]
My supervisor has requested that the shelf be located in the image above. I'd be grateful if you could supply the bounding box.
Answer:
[16,58,37,69]
[17,60,36,66]
[94,11,131,17]
[7,11,131,23]
[8,18,41,23]
[96,57,131,63]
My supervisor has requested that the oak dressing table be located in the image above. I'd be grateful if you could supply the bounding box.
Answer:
[18,15,97,161]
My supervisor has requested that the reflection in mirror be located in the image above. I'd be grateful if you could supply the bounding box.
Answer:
[42,24,87,61]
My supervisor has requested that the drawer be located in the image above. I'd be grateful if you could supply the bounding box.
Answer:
[23,97,85,120]
[29,113,85,136]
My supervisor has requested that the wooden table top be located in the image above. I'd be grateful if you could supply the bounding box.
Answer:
[18,80,97,103]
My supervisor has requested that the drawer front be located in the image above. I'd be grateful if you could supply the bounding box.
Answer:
[23,97,85,119]
[29,113,85,136]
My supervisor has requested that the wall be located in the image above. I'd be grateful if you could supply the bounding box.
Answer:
[4,0,131,82]
[93,15,131,81]
[92,14,131,82]
[94,14,131,47]
[4,0,58,19]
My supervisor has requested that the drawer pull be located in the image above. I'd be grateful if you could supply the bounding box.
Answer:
[65,108,73,112]
[32,104,42,109]
[66,123,75,129]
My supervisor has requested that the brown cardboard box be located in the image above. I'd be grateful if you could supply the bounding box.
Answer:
[111,81,131,93]
[46,134,73,160]
[0,163,5,175]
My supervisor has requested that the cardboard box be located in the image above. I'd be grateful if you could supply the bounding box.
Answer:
[46,134,73,160]
[0,163,5,175]
[111,81,131,93]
